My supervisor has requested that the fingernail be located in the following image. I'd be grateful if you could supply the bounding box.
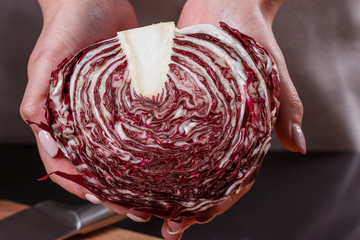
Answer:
[126,213,151,222]
[167,227,181,235]
[292,124,306,155]
[167,221,182,235]
[85,193,102,204]
[196,215,215,224]
[38,130,59,157]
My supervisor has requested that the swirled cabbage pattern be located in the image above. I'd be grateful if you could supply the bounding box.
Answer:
[47,22,280,218]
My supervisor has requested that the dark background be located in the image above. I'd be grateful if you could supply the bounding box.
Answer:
[0,0,359,239]
[1,146,359,240]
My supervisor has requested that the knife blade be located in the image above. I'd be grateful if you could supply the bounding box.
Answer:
[0,200,127,240]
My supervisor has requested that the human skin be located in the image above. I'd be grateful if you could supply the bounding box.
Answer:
[21,0,153,223]
[162,1,305,239]
[20,0,305,239]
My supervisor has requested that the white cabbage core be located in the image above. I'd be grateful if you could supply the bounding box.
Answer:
[117,22,175,97]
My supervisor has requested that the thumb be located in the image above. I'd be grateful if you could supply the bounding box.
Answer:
[247,17,305,154]
[20,50,57,132]
[269,42,306,154]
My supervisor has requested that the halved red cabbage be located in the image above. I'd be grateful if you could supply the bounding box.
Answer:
[46,22,280,218]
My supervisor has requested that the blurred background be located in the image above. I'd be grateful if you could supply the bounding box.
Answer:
[0,0,359,151]
[0,1,359,239]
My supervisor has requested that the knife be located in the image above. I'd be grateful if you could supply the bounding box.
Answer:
[0,200,127,240]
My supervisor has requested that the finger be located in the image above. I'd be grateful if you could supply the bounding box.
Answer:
[195,181,254,223]
[38,130,59,158]
[248,23,306,154]
[162,221,186,240]
[34,132,89,197]
[36,129,152,222]
[22,70,90,206]
[84,197,151,223]
[20,51,57,127]
[166,217,192,235]
[103,201,152,222]
[126,212,151,223]
[161,181,254,240]
[265,42,306,154]
[36,128,152,222]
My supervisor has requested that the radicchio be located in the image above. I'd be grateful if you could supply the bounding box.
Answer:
[46,22,280,218]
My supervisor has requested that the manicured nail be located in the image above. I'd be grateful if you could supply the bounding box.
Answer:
[85,193,102,204]
[167,227,181,235]
[292,124,306,155]
[38,130,59,157]
[126,213,151,222]
[167,221,182,235]
[196,215,215,224]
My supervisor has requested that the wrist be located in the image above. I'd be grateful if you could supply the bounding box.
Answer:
[37,0,63,20]
[258,0,285,22]
[37,0,130,20]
